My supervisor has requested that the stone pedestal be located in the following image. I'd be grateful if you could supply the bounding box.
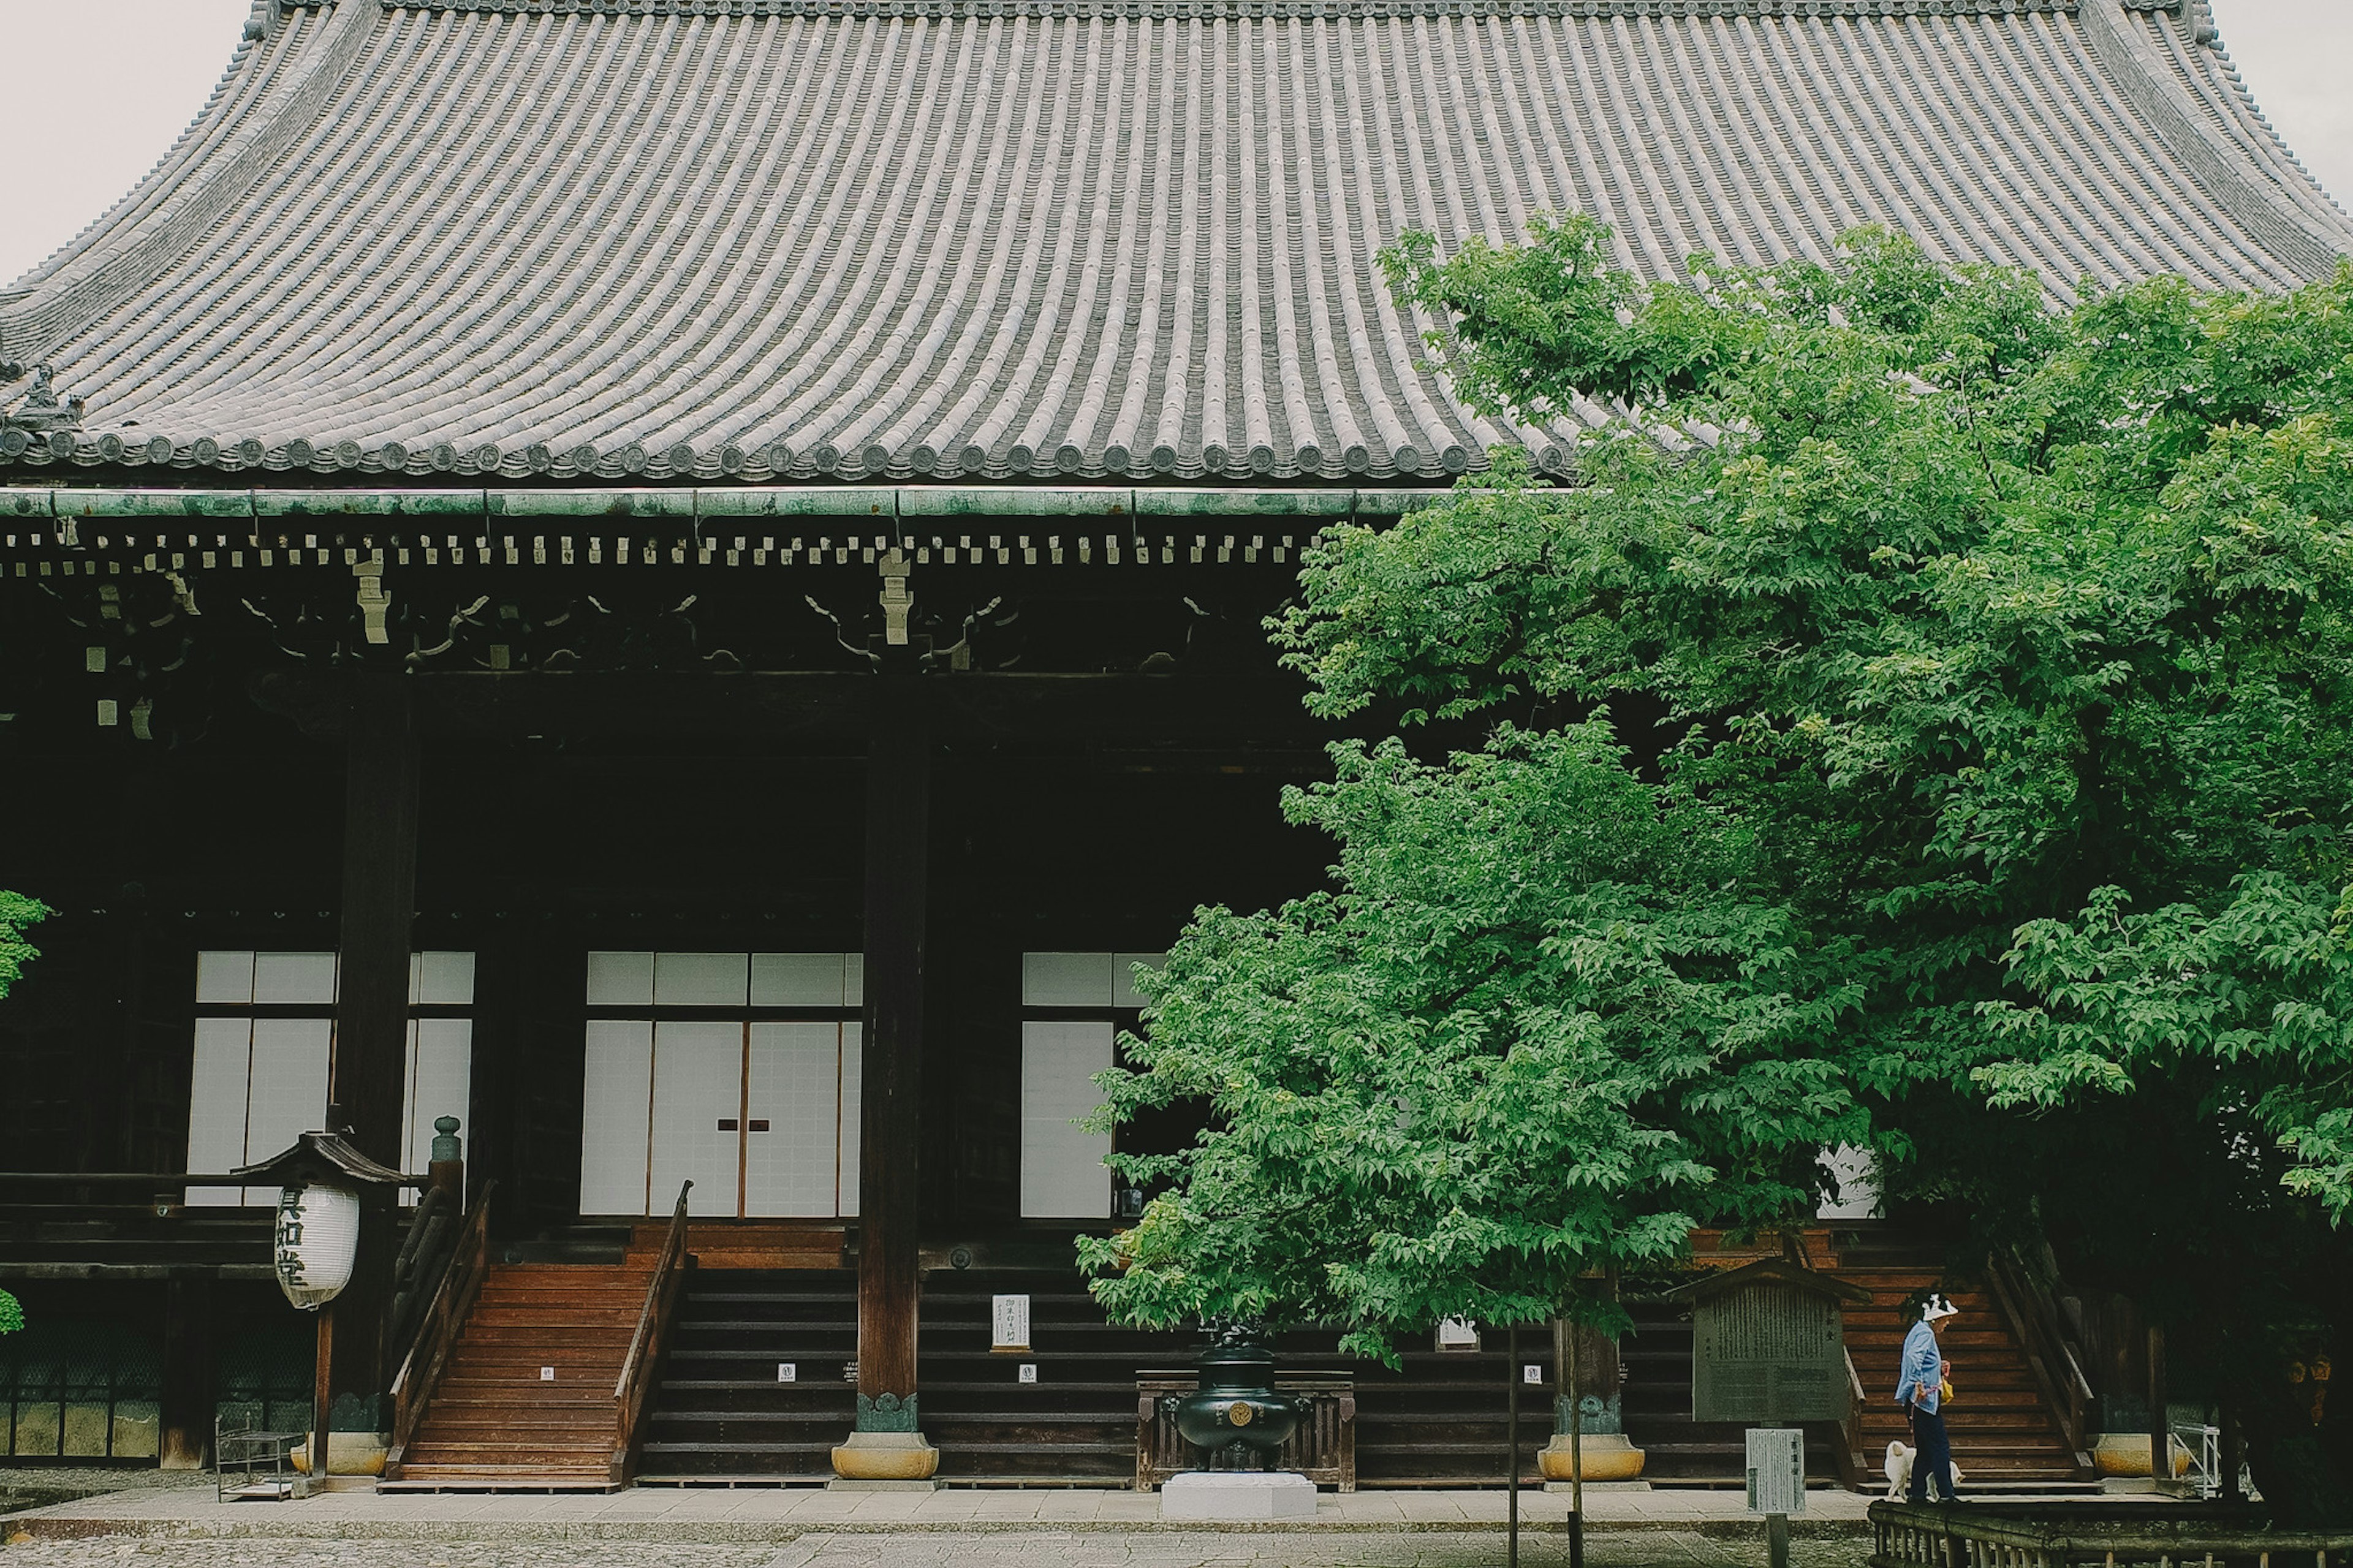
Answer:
[290,1433,390,1477]
[1536,1431,1647,1483]
[828,1430,939,1489]
[1160,1471,1317,1521]
[2092,1433,2189,1480]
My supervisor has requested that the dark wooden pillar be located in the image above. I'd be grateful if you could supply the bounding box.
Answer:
[158,1270,214,1469]
[327,675,420,1431]
[855,675,927,1430]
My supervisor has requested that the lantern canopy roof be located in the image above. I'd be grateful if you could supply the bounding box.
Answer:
[232,1129,412,1190]
[1654,1257,1874,1309]
[2,0,2351,486]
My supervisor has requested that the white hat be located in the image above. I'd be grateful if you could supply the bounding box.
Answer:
[1922,1297,1960,1322]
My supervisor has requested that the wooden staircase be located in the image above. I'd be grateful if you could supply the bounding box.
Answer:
[1836,1262,2095,1493]
[380,1258,650,1490]
[922,1270,1192,1484]
[382,1187,695,1491]
[637,1268,857,1483]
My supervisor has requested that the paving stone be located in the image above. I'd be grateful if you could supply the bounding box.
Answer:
[0,1528,1880,1568]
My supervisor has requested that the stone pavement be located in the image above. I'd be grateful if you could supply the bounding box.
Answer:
[2,1475,1874,1546]
[0,1525,1881,1568]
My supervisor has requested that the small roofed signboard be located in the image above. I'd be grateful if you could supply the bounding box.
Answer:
[1662,1259,1871,1425]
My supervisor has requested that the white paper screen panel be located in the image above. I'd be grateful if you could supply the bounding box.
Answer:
[746,1024,843,1216]
[1023,952,1168,1007]
[1023,952,1112,1007]
[1816,1145,1881,1220]
[184,1019,257,1207]
[587,951,656,1006]
[650,1022,743,1218]
[187,951,477,1208]
[411,952,477,1006]
[195,951,256,1005]
[656,952,749,1006]
[1113,953,1166,1009]
[1020,1021,1113,1218]
[579,1021,654,1215]
[243,1019,333,1206]
[400,1020,476,1181]
[580,955,863,1218]
[752,954,847,1007]
[253,952,337,1004]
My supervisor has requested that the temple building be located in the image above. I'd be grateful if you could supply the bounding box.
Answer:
[2,0,2346,1492]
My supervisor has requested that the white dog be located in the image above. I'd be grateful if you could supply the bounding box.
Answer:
[1884,1441,1964,1501]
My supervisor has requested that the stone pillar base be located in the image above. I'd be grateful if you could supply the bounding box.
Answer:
[829,1430,940,1487]
[290,1434,391,1477]
[1537,1431,1647,1483]
[2091,1434,2190,1479]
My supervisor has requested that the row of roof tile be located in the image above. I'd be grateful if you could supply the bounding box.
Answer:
[2,0,2344,482]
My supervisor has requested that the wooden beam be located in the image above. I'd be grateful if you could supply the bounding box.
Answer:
[250,670,1333,745]
[328,675,420,1425]
[159,1270,214,1471]
[855,672,927,1423]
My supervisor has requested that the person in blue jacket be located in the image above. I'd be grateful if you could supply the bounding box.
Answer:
[1897,1297,1961,1502]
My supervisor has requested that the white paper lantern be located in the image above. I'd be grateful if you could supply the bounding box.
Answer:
[273,1181,362,1310]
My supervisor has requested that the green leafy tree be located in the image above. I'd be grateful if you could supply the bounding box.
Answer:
[1088,218,2353,1518]
[0,890,46,1002]
[0,890,45,1341]
[1079,714,1868,1354]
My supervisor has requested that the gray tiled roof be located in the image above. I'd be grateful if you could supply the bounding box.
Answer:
[1,0,2346,482]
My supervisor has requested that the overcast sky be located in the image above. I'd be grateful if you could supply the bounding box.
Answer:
[0,0,2347,288]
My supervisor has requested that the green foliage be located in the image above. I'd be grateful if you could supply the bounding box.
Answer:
[1080,722,1869,1357]
[1337,227,2353,1229]
[0,889,48,1002]
[1092,220,2353,1514]
[0,893,47,1348]
[1980,875,2353,1220]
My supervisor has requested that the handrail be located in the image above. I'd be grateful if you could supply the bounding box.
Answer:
[1835,1345,1870,1492]
[384,1180,496,1480]
[2061,1341,2097,1406]
[610,1180,693,1487]
[1984,1252,2094,1466]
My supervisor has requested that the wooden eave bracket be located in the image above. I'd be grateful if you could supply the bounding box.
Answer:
[354,556,390,643]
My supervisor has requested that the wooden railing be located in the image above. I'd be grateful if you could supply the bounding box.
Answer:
[1834,1344,1870,1490]
[384,1181,495,1481]
[387,1183,458,1355]
[1984,1252,2097,1471]
[1135,1373,1356,1492]
[610,1180,693,1487]
[1870,1500,2347,1568]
